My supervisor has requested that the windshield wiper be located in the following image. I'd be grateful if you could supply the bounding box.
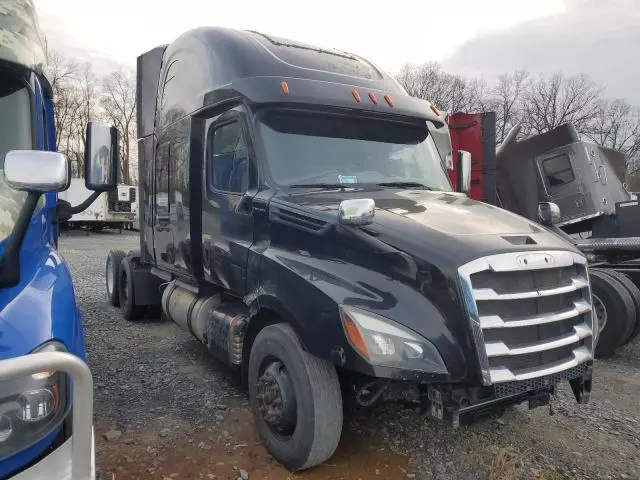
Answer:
[289,183,354,189]
[376,181,434,190]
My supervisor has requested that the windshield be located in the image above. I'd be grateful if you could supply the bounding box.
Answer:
[0,76,31,243]
[257,109,452,191]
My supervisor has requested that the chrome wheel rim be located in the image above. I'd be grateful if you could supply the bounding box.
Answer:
[106,257,114,295]
[593,294,607,334]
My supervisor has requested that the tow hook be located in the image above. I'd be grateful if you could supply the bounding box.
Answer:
[570,365,593,404]
[427,386,460,428]
[528,390,551,410]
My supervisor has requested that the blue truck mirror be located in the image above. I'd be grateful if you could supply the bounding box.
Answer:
[84,121,119,191]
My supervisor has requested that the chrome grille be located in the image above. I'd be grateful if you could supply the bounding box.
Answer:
[458,250,594,385]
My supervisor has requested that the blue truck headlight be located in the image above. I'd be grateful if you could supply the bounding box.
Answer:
[339,305,447,374]
[0,342,69,461]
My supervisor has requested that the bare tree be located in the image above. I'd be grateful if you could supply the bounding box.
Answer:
[69,63,98,176]
[399,64,640,176]
[43,53,103,177]
[396,62,487,114]
[464,77,491,114]
[588,99,640,168]
[45,50,138,182]
[43,50,79,154]
[397,62,442,101]
[101,69,136,184]
[520,73,602,136]
[489,70,529,143]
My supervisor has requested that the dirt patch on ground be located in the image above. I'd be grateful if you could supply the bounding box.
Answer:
[97,408,409,480]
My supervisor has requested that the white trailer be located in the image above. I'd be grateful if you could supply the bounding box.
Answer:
[58,178,138,232]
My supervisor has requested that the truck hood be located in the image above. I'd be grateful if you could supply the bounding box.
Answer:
[274,187,578,267]
[267,187,582,383]
[0,247,79,360]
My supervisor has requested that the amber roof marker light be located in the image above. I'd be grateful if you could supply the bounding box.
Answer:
[280,80,289,95]
[384,95,394,107]
[368,92,378,105]
[352,89,362,103]
[430,104,441,116]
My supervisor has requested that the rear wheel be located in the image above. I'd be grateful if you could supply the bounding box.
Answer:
[595,269,640,345]
[248,323,343,471]
[106,250,125,306]
[118,256,145,321]
[590,269,636,356]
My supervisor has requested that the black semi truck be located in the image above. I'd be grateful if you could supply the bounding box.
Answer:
[105,27,595,471]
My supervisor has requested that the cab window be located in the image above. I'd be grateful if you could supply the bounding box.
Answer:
[542,154,575,190]
[0,76,31,243]
[207,121,249,195]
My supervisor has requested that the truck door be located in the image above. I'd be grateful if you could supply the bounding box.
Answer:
[202,106,256,295]
[153,138,176,267]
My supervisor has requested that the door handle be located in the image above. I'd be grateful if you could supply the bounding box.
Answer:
[157,214,170,225]
[598,165,607,185]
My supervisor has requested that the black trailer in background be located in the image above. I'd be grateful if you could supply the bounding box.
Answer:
[450,114,640,356]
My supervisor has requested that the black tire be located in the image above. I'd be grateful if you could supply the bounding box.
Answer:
[118,256,145,321]
[595,269,640,345]
[248,323,343,471]
[590,269,636,357]
[106,250,126,307]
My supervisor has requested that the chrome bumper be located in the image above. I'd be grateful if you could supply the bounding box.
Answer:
[0,352,94,480]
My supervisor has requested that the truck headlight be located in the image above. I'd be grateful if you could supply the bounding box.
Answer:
[339,305,447,374]
[0,342,69,461]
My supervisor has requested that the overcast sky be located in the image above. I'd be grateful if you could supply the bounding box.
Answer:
[442,0,640,103]
[34,0,638,103]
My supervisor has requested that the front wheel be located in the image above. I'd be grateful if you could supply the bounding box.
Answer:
[248,323,343,471]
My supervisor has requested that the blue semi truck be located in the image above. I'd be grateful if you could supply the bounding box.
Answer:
[0,1,117,478]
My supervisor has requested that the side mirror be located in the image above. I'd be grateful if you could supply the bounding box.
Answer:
[84,121,118,191]
[0,151,70,288]
[338,199,375,226]
[4,150,70,192]
[538,202,561,226]
[456,150,472,195]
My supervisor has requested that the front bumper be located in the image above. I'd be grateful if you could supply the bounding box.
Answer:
[10,431,95,480]
[428,361,593,426]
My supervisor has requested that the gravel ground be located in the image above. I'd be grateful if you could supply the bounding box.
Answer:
[60,230,640,480]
